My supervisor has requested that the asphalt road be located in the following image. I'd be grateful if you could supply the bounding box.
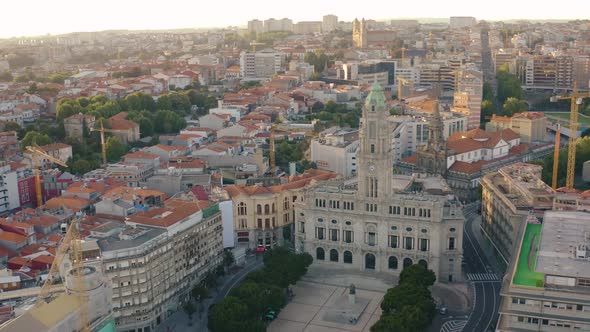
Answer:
[461,204,501,332]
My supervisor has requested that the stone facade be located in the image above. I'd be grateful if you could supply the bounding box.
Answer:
[295,83,464,283]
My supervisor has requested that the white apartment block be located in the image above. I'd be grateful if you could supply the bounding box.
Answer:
[240,49,284,79]
[322,15,338,32]
[311,127,360,177]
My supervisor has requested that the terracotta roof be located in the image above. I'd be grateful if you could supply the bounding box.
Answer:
[123,151,159,160]
[447,128,519,154]
[449,160,486,174]
[43,197,90,211]
[102,186,166,201]
[127,199,210,228]
[226,169,337,198]
[512,112,545,120]
[107,112,138,130]
[152,144,186,152]
[490,114,511,123]
[0,231,26,244]
[401,155,417,164]
[0,244,17,258]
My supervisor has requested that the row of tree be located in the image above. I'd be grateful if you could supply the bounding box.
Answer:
[371,264,437,332]
[208,247,313,332]
[481,65,527,126]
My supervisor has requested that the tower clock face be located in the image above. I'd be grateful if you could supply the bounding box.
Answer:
[368,164,376,173]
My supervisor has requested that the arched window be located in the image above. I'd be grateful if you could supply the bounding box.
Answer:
[284,196,290,210]
[316,248,325,260]
[343,251,353,264]
[264,204,270,214]
[272,203,276,213]
[256,204,262,215]
[365,253,376,270]
[418,259,428,269]
[330,249,339,262]
[403,258,413,269]
[388,256,398,270]
[238,202,247,216]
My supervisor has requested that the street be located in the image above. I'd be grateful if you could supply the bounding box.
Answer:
[461,203,501,332]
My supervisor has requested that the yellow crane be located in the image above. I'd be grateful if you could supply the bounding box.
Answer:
[25,144,68,207]
[36,218,90,332]
[91,120,118,166]
[397,76,414,101]
[550,82,590,189]
[552,124,561,189]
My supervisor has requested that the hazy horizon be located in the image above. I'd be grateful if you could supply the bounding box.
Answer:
[2,0,589,38]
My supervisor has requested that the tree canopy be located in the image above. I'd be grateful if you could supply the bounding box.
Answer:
[105,136,127,162]
[21,131,52,148]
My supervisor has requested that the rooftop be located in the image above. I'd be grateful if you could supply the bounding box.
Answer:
[536,211,590,278]
[513,222,545,288]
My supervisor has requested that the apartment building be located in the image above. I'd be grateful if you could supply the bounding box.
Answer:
[451,65,483,129]
[480,163,555,261]
[225,169,336,249]
[486,112,547,143]
[450,17,477,29]
[263,18,293,32]
[0,131,19,161]
[497,211,590,331]
[247,20,264,34]
[310,127,359,177]
[96,198,223,332]
[239,49,284,79]
[322,15,338,33]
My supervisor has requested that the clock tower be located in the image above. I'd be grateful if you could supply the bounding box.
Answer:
[357,82,393,201]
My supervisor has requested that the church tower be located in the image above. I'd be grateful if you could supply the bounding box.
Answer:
[416,100,448,176]
[352,18,367,48]
[357,82,393,201]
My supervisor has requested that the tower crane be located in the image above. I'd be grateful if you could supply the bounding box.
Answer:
[36,217,90,332]
[551,124,561,189]
[25,145,68,207]
[397,76,414,101]
[550,82,590,189]
[91,120,118,166]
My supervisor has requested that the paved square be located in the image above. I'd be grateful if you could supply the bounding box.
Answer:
[268,281,384,332]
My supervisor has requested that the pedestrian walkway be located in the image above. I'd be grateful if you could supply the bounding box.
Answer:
[441,320,467,332]
[466,273,499,282]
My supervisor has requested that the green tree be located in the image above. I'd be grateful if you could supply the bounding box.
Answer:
[3,121,22,134]
[208,297,264,332]
[483,81,494,102]
[228,282,286,317]
[497,67,523,103]
[223,250,235,271]
[105,136,127,162]
[399,264,436,288]
[502,97,528,117]
[21,131,52,147]
[183,302,196,325]
[481,99,495,121]
[70,159,94,175]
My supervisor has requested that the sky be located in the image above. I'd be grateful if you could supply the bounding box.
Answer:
[2,0,590,38]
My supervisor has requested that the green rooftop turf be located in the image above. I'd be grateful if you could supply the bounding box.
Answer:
[513,223,545,287]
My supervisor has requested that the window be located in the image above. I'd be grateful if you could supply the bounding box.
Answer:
[239,218,247,229]
[370,144,375,153]
[406,227,412,232]
[344,230,353,243]
[449,227,456,232]
[403,258,413,269]
[388,256,398,269]
[284,197,289,210]
[420,238,429,251]
[329,249,339,262]
[330,229,339,241]
[256,204,262,214]
[448,237,456,250]
[365,253,376,270]
[265,219,270,228]
[316,227,325,240]
[318,218,324,223]
[257,219,262,229]
[316,248,325,260]
[404,237,414,250]
[264,204,270,214]
[578,277,590,287]
[367,232,376,246]
[300,221,305,233]
[343,251,353,264]
[421,229,428,234]
[389,235,399,248]
[345,221,352,226]
[331,219,338,224]
[238,202,247,216]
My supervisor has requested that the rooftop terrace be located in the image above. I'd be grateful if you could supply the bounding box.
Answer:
[513,223,545,288]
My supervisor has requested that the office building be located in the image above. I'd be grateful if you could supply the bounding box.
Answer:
[480,163,555,261]
[497,211,590,331]
[310,127,359,176]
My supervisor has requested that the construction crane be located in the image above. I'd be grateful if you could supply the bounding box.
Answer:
[397,76,414,101]
[269,124,276,173]
[552,124,561,189]
[36,218,90,332]
[91,120,118,166]
[550,82,590,189]
[25,144,68,207]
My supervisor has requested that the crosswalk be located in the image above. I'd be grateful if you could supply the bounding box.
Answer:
[467,273,499,281]
[441,320,467,332]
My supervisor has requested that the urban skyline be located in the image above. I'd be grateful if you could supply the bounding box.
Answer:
[2,0,590,38]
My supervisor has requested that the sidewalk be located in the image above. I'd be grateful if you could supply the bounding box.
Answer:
[469,215,508,274]
[156,255,264,332]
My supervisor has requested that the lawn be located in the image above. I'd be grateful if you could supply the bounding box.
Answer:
[512,223,545,288]
[545,112,590,127]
